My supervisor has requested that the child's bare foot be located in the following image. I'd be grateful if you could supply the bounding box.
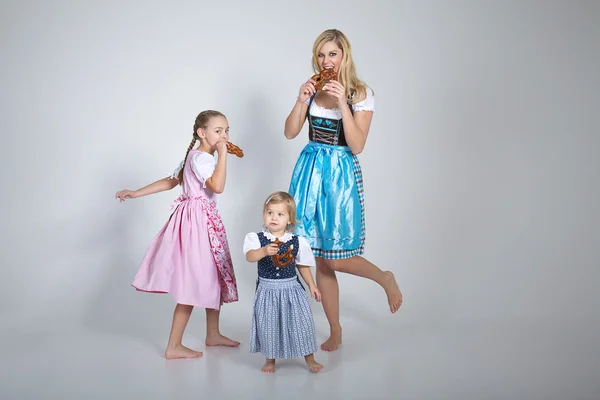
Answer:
[164,344,203,359]
[321,327,342,351]
[205,333,240,347]
[261,359,276,373]
[305,354,324,373]
[383,271,403,313]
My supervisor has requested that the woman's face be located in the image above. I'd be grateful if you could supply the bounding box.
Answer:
[317,41,343,72]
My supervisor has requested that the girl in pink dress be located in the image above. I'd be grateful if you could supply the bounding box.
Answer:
[115,110,239,359]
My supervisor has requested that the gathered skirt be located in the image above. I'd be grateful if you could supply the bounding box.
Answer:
[288,141,366,259]
[250,277,317,359]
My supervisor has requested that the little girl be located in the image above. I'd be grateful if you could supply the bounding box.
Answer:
[115,110,239,359]
[243,191,324,373]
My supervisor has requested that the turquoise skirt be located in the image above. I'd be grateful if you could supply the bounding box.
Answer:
[288,141,365,259]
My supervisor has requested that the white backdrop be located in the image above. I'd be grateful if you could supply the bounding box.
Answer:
[1,0,599,397]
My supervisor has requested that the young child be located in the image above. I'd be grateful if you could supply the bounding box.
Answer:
[115,110,239,359]
[243,191,324,373]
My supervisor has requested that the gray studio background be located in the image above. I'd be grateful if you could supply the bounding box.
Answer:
[1,1,598,399]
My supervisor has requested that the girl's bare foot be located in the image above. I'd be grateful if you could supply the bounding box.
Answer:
[164,344,203,359]
[205,333,241,347]
[321,327,342,351]
[262,359,276,373]
[383,271,403,313]
[305,354,324,373]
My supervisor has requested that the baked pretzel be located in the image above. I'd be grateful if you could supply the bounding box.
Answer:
[226,141,244,158]
[271,238,294,268]
[310,68,338,90]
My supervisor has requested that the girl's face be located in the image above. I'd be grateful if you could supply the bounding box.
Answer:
[198,116,229,150]
[264,202,290,234]
[317,41,343,72]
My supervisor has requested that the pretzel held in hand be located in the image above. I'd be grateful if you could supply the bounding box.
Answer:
[310,68,338,90]
[226,141,244,158]
[271,238,294,268]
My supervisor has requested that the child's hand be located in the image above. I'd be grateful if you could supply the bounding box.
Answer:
[216,139,228,156]
[115,189,137,202]
[263,243,279,257]
[309,286,321,302]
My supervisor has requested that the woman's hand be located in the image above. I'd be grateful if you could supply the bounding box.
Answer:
[323,80,347,107]
[298,79,317,103]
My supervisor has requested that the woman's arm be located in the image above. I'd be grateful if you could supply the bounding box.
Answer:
[284,100,309,139]
[339,106,373,155]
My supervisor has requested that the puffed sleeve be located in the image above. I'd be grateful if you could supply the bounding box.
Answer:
[190,152,216,188]
[295,236,316,267]
[243,232,261,255]
[169,160,185,180]
[352,87,375,113]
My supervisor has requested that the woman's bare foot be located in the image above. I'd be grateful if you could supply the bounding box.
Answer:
[321,327,342,351]
[261,359,276,373]
[164,344,203,359]
[383,271,403,313]
[205,333,241,347]
[305,354,324,373]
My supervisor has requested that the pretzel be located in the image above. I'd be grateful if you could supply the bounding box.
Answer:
[310,68,338,90]
[271,238,294,268]
[226,141,244,158]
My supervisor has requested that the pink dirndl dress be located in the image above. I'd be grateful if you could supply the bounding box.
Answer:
[131,149,238,309]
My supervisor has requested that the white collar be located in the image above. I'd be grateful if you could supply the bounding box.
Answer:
[262,229,293,242]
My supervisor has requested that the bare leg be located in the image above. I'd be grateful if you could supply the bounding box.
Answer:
[316,258,343,351]
[326,256,403,313]
[304,353,324,373]
[165,303,203,359]
[262,359,276,373]
[205,308,240,347]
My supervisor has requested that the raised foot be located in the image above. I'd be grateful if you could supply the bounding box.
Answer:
[383,271,403,313]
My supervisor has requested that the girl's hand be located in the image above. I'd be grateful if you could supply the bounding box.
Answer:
[263,243,279,256]
[323,80,347,107]
[216,139,228,156]
[309,286,322,302]
[115,189,137,202]
[298,79,317,103]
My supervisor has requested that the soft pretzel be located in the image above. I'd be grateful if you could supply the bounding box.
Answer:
[310,68,338,90]
[271,238,294,268]
[226,141,244,158]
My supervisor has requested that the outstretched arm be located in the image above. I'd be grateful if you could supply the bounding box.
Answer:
[116,177,179,202]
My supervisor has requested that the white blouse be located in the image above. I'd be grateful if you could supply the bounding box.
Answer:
[243,231,316,267]
[169,151,215,187]
[304,87,375,119]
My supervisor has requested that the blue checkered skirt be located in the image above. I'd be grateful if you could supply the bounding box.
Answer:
[250,277,317,359]
[288,141,366,259]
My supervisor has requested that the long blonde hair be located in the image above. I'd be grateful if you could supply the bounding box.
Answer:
[311,29,372,105]
[177,110,226,184]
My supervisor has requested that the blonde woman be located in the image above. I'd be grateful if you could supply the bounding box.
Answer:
[285,29,403,352]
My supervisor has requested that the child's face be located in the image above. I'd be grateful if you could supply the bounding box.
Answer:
[317,41,343,72]
[264,202,290,233]
[198,116,229,149]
